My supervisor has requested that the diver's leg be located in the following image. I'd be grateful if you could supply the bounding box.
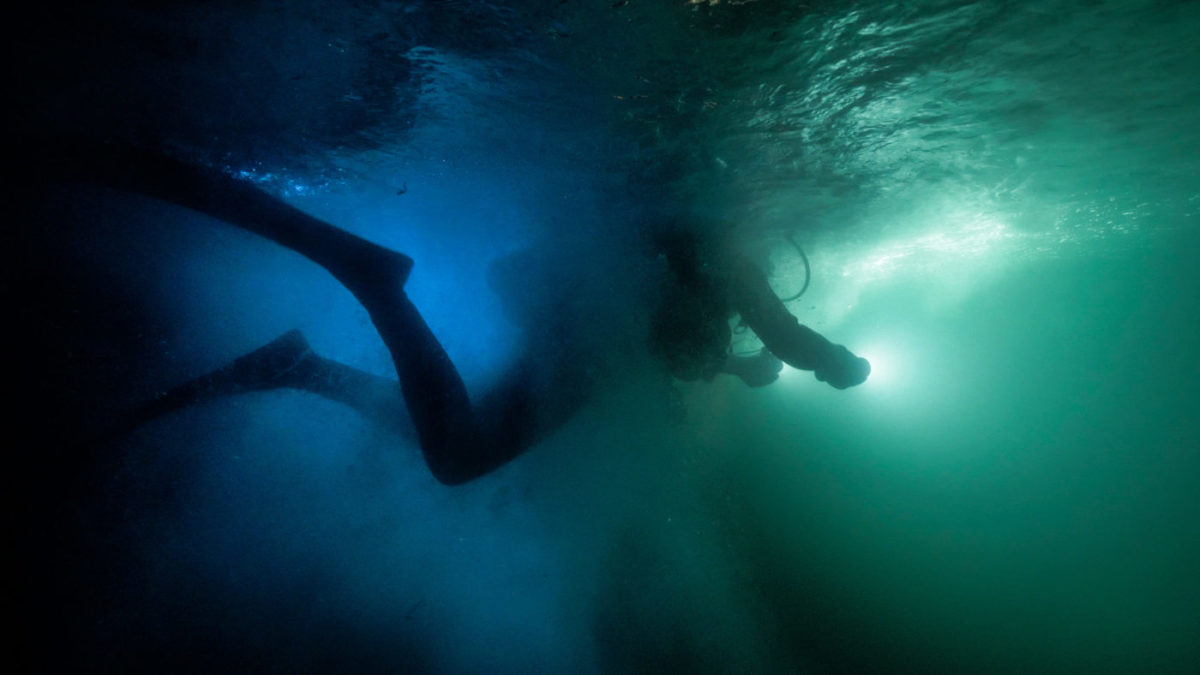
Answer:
[364,292,484,483]
[729,258,869,389]
[455,351,595,481]
[32,138,412,311]
[99,330,412,443]
[278,354,408,435]
[38,140,542,481]
[95,329,314,444]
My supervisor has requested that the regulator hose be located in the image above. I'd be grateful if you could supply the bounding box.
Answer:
[779,231,811,302]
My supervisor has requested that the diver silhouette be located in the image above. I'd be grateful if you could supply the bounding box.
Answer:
[646,228,870,391]
[39,139,868,484]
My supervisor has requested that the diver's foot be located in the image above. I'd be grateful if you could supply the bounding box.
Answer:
[373,245,414,290]
[153,329,316,405]
[89,330,317,446]
[225,328,316,391]
[341,243,414,307]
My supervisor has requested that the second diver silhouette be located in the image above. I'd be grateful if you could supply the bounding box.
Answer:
[45,139,869,484]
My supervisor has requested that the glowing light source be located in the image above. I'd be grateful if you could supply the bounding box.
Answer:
[857,342,898,391]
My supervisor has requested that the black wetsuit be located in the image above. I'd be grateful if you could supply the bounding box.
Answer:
[34,138,597,483]
[649,230,870,390]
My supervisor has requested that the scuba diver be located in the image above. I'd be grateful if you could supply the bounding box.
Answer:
[40,139,868,485]
[647,228,869,391]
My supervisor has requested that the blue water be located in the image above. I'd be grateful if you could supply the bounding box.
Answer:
[12,1,1199,672]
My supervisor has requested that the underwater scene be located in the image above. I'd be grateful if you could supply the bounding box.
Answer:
[9,1,1199,672]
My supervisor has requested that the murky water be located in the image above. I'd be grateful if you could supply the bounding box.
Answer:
[12,1,1199,672]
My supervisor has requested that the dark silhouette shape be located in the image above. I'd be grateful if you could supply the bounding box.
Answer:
[648,228,870,389]
[94,329,412,447]
[35,138,867,484]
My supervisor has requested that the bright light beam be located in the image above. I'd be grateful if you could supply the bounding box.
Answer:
[856,342,900,392]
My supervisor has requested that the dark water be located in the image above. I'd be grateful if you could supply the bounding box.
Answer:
[10,1,1199,672]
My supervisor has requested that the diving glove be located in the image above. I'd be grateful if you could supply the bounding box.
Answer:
[815,344,871,389]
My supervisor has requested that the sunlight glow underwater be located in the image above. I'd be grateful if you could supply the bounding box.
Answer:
[763,198,1020,405]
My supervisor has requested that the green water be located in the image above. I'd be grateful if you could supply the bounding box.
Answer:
[518,1,1200,671]
[524,236,1198,671]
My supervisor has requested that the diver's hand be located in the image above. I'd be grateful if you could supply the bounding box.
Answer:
[815,345,870,389]
[724,349,784,388]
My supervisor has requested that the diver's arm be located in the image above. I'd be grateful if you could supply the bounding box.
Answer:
[721,349,783,388]
[729,258,869,389]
